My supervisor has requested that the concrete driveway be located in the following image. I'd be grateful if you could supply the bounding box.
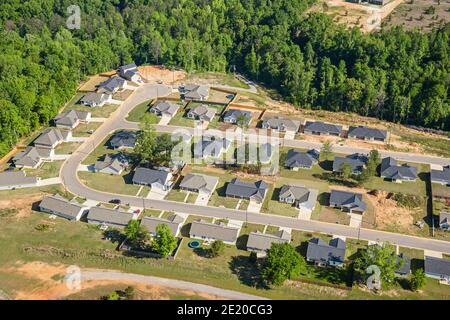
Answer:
[195,191,211,206]
[158,115,172,125]
[247,200,262,213]
[146,188,169,200]
[349,213,362,228]
[298,208,312,220]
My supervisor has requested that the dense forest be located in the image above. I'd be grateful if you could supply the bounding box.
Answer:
[0,0,448,156]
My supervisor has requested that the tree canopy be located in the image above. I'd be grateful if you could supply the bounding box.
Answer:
[0,0,448,157]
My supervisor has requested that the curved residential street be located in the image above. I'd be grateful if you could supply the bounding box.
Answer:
[80,270,268,300]
[60,83,450,255]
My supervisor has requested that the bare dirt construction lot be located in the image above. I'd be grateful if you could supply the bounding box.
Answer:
[1,261,222,300]
[383,0,450,32]
[138,65,186,84]
[308,0,404,32]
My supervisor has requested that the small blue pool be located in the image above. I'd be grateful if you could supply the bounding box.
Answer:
[188,240,201,248]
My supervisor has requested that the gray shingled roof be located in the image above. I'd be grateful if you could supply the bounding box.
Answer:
[54,109,91,127]
[184,85,209,100]
[94,154,127,173]
[150,101,180,117]
[348,126,387,140]
[223,109,252,124]
[98,77,126,93]
[431,166,450,185]
[380,157,417,180]
[80,92,111,106]
[285,149,319,169]
[425,256,450,278]
[306,238,346,265]
[13,147,51,168]
[87,206,133,227]
[34,128,65,147]
[179,173,218,194]
[247,230,291,252]
[225,178,268,202]
[189,219,239,243]
[132,167,171,186]
[187,105,217,122]
[193,137,231,158]
[0,171,38,188]
[333,153,368,174]
[304,121,342,135]
[140,214,183,236]
[261,117,301,132]
[110,131,137,149]
[279,184,318,210]
[39,194,86,219]
[118,63,139,81]
[330,189,366,212]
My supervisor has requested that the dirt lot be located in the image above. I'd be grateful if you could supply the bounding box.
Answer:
[78,74,110,92]
[1,261,222,300]
[383,0,450,32]
[138,65,186,84]
[308,0,404,32]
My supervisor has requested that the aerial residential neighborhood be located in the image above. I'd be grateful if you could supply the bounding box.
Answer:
[0,0,448,306]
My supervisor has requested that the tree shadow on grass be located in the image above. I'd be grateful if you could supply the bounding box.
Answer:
[236,234,249,251]
[313,172,358,188]
[305,264,352,287]
[229,256,268,289]
[193,247,210,258]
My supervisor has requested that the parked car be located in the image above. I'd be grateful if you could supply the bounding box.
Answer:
[109,199,121,204]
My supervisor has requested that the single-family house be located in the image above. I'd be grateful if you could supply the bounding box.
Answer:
[261,117,301,133]
[425,256,450,283]
[223,109,252,126]
[34,128,70,149]
[182,84,209,101]
[225,178,268,203]
[179,173,219,194]
[303,121,342,136]
[189,219,240,245]
[149,100,180,118]
[87,206,133,229]
[395,253,412,277]
[347,126,387,142]
[118,63,142,83]
[0,171,39,190]
[79,92,112,107]
[380,157,417,182]
[53,110,91,129]
[94,153,129,175]
[279,184,319,211]
[439,211,450,230]
[333,153,368,175]
[193,137,231,159]
[306,238,346,268]
[284,149,319,170]
[431,166,450,186]
[12,147,53,169]
[140,214,184,237]
[132,167,173,191]
[186,105,217,122]
[110,131,137,149]
[97,77,127,94]
[330,189,366,214]
[246,230,291,255]
[39,194,89,221]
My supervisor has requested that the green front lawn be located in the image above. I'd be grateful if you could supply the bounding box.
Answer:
[25,161,64,179]
[72,122,102,137]
[78,171,140,196]
[55,142,81,155]
[126,100,156,122]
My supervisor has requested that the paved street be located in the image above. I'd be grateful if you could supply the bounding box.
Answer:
[60,83,450,255]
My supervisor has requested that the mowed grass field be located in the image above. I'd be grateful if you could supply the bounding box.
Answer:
[0,204,449,300]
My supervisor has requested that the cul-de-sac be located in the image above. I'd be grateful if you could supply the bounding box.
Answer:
[0,0,449,301]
